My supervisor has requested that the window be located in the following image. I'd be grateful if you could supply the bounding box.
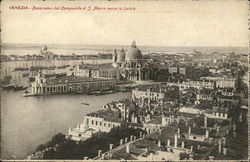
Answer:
[108,124,111,127]
[193,136,196,139]
[96,121,98,125]
[87,119,89,124]
[100,122,102,126]
[104,123,106,127]
[92,120,94,125]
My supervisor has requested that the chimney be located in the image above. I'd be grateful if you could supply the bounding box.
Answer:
[126,144,130,154]
[218,140,222,153]
[159,129,162,135]
[226,129,229,134]
[134,136,137,141]
[143,134,146,138]
[197,144,200,149]
[130,135,133,142]
[190,146,193,152]
[101,153,105,160]
[98,150,102,157]
[177,116,180,124]
[181,141,185,148]
[140,132,143,138]
[233,124,236,131]
[174,133,178,148]
[167,139,171,146]
[109,144,113,150]
[223,147,227,155]
[204,116,207,128]
[188,127,191,134]
[125,137,128,143]
[177,128,180,138]
[158,140,161,147]
[120,139,123,145]
[222,137,226,146]
[216,126,220,133]
[209,156,214,161]
[205,129,209,139]
[189,154,194,160]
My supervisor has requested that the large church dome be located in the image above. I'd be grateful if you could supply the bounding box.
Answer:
[125,41,142,60]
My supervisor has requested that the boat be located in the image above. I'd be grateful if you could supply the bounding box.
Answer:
[14,85,27,91]
[23,90,32,97]
[22,73,29,77]
[14,67,29,71]
[81,103,89,105]
[2,84,15,90]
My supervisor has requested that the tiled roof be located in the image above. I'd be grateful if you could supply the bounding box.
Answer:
[87,109,121,123]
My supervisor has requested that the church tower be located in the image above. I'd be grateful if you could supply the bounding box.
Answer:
[112,49,118,68]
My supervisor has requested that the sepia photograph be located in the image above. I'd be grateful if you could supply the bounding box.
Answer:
[1,0,249,161]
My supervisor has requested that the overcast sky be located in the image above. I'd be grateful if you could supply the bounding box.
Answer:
[1,0,249,47]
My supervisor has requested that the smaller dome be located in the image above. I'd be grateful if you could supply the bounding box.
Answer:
[41,45,48,53]
[117,48,126,63]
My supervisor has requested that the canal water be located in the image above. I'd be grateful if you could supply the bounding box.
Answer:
[1,90,131,159]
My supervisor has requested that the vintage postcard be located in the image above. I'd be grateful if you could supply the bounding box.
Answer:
[1,0,249,161]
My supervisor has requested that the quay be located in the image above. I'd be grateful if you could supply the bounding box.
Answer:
[24,71,116,96]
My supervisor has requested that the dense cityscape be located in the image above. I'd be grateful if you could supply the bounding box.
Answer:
[1,41,248,160]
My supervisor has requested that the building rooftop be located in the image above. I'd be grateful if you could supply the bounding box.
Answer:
[87,109,121,123]
[44,76,115,85]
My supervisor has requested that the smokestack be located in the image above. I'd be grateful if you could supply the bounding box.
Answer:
[204,116,207,128]
[126,144,130,153]
[188,127,191,134]
[206,129,209,139]
[174,133,178,148]
[109,144,113,150]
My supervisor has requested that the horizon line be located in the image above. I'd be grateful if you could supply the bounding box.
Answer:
[1,43,249,48]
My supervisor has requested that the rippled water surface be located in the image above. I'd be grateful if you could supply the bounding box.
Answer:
[1,90,130,159]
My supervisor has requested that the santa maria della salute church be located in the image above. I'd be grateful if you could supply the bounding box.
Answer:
[112,41,152,81]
